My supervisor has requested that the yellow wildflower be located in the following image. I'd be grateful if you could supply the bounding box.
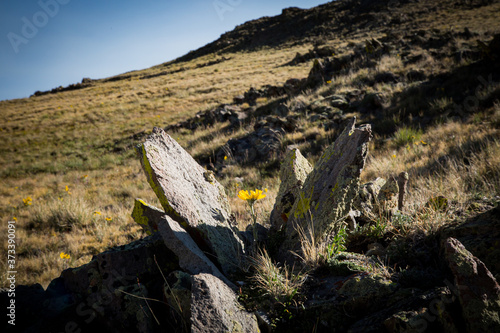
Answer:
[421,140,427,145]
[23,196,32,206]
[224,156,228,161]
[13,217,17,221]
[105,217,112,221]
[60,252,70,260]
[94,211,101,216]
[238,189,266,202]
[392,154,396,159]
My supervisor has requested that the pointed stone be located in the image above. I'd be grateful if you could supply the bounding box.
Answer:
[279,118,372,263]
[444,237,500,333]
[190,273,260,333]
[136,127,244,275]
[270,147,313,232]
[158,215,235,289]
[131,198,165,235]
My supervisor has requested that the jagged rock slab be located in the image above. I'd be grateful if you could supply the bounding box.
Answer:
[190,273,259,333]
[158,215,235,289]
[270,147,313,232]
[279,117,372,262]
[60,233,180,332]
[131,198,165,235]
[137,127,244,275]
[444,237,500,333]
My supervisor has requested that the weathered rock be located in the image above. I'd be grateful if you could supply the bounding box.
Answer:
[270,147,313,232]
[352,177,387,221]
[164,271,192,330]
[218,126,285,165]
[190,273,259,333]
[441,205,500,279]
[137,127,244,275]
[338,273,397,313]
[279,117,372,263]
[378,176,399,214]
[157,215,235,289]
[397,172,409,211]
[60,233,180,333]
[131,198,165,235]
[444,237,500,333]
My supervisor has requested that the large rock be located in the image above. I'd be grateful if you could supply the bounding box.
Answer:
[190,273,260,333]
[137,127,244,275]
[440,205,500,280]
[158,215,235,289]
[131,198,165,235]
[270,147,313,232]
[279,118,372,263]
[444,237,500,333]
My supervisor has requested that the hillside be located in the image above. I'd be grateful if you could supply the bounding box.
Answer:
[1,0,500,331]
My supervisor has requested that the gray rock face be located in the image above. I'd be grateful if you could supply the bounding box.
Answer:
[280,118,372,261]
[270,147,313,232]
[137,127,244,275]
[158,215,235,289]
[61,233,180,332]
[279,117,372,263]
[190,273,260,333]
[444,237,500,333]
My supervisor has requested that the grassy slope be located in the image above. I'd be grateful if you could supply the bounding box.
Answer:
[1,0,499,288]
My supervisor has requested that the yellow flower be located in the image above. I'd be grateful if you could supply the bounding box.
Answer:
[264,188,268,193]
[238,189,266,202]
[224,156,228,160]
[65,185,69,192]
[421,140,427,145]
[13,217,17,221]
[326,80,332,84]
[60,252,70,260]
[94,211,101,216]
[105,217,112,221]
[23,196,32,206]
[392,154,396,159]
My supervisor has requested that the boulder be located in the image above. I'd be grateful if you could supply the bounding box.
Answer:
[157,215,235,289]
[60,233,179,333]
[131,198,165,235]
[218,126,285,165]
[270,147,313,232]
[136,127,244,275]
[190,273,260,333]
[444,237,500,333]
[279,117,372,263]
[440,205,500,279]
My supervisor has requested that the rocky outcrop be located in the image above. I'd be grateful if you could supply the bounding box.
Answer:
[158,215,235,289]
[270,147,312,232]
[136,127,244,275]
[278,117,372,263]
[217,126,285,166]
[190,273,259,333]
[444,237,500,333]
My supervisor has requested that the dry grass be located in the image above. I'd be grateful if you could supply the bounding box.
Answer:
[1,0,500,289]
[250,248,307,304]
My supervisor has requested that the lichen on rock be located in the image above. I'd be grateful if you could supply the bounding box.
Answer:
[278,117,372,263]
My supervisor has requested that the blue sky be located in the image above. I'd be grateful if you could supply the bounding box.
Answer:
[0,0,328,101]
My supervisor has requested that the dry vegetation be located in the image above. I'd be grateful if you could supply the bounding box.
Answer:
[1,0,499,292]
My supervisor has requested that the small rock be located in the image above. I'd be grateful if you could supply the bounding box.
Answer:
[444,237,500,333]
[190,273,259,333]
